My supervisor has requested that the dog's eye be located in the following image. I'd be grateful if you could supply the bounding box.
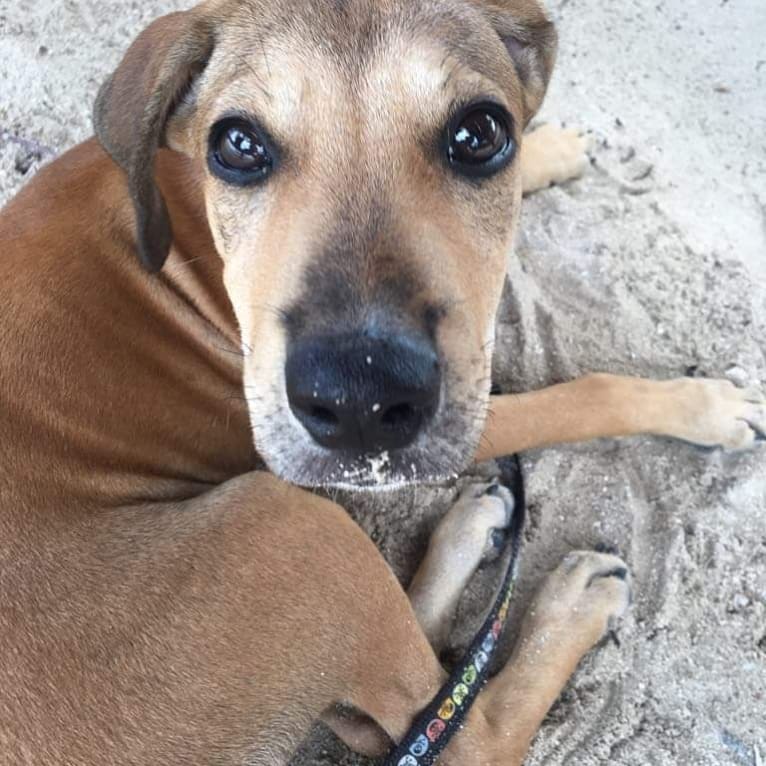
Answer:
[208,119,274,184]
[218,125,268,170]
[447,105,515,177]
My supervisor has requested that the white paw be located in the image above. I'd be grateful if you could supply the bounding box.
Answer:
[522,124,590,194]
[432,480,515,568]
[409,481,516,649]
[664,378,765,450]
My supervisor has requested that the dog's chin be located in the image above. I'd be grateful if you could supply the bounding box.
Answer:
[262,446,466,492]
[254,425,476,492]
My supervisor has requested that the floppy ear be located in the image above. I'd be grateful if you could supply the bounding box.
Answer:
[476,0,558,125]
[94,11,215,272]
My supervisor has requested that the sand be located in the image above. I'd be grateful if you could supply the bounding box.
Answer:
[1,0,764,763]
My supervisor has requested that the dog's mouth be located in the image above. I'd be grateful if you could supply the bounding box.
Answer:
[297,449,456,492]
[250,374,487,491]
[264,442,465,492]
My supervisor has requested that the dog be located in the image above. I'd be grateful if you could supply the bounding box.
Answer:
[1,0,764,763]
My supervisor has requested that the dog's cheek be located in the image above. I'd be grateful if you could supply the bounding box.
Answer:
[205,187,263,264]
[207,196,239,257]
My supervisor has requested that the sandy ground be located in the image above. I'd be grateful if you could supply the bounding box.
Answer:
[1,0,764,763]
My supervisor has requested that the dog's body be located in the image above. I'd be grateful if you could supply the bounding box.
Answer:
[2,0,764,763]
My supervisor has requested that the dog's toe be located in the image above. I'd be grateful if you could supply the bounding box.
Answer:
[522,123,590,194]
[665,378,766,450]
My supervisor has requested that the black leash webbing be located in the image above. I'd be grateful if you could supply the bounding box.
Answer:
[383,457,526,766]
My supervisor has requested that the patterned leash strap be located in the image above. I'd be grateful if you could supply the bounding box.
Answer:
[383,456,526,766]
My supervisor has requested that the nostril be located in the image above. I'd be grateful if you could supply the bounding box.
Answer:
[309,405,339,426]
[380,403,418,428]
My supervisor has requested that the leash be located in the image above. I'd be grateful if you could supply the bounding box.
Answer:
[383,456,526,766]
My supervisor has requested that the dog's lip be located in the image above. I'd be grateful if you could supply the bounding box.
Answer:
[312,474,459,493]
[308,447,461,490]
[318,480,417,494]
[273,444,463,490]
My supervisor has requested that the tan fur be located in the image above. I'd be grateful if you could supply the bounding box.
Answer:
[1,0,764,764]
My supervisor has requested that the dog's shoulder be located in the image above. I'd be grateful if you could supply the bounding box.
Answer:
[0,139,134,260]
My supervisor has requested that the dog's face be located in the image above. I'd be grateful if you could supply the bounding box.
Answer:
[95,0,556,489]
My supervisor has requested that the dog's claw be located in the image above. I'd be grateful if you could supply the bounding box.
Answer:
[606,629,622,648]
[594,542,621,556]
[489,528,508,555]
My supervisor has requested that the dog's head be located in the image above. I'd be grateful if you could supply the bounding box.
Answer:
[94,0,556,490]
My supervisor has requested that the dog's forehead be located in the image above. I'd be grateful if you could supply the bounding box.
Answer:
[204,0,518,135]
[219,0,490,57]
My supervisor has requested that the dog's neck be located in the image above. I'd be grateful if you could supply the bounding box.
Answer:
[1,141,259,511]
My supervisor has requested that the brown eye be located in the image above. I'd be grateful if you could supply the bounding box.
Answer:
[217,125,269,170]
[209,119,274,184]
[447,105,515,177]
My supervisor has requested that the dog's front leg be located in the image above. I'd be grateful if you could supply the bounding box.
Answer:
[451,549,631,765]
[477,373,765,460]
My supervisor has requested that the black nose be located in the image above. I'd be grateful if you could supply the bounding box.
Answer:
[285,332,441,452]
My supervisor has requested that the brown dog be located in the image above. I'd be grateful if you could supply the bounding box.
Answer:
[1,0,764,763]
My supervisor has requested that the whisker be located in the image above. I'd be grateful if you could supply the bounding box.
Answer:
[165,254,208,271]
[213,344,248,358]
[235,52,273,101]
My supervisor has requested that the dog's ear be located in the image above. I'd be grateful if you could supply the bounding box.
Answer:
[474,0,558,125]
[94,11,215,272]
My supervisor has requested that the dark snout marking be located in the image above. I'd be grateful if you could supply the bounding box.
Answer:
[281,193,450,341]
[285,331,441,453]
[282,259,446,341]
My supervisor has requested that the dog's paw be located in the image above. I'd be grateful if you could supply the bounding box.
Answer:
[432,480,515,568]
[409,481,516,649]
[663,378,765,450]
[521,124,590,194]
[520,550,631,655]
